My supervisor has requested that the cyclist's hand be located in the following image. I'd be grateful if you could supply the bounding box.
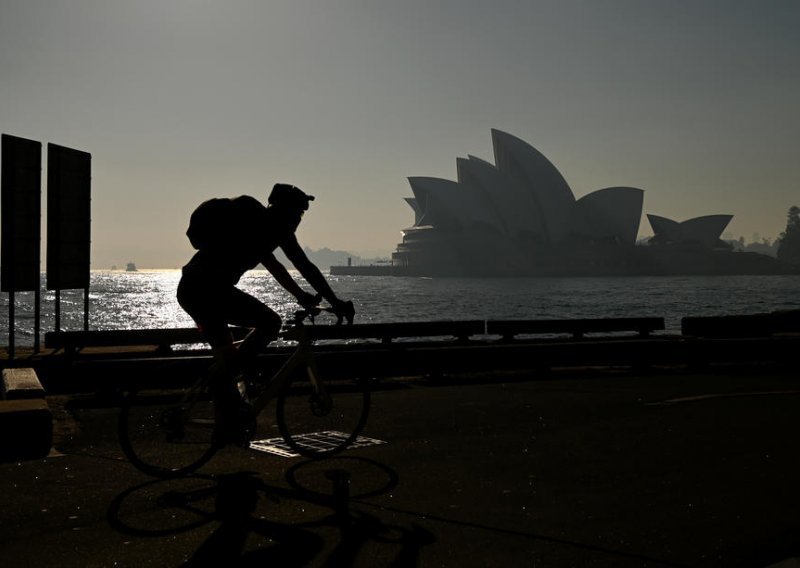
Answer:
[296,291,321,309]
[330,299,355,325]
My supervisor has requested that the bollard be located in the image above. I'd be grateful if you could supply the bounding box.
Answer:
[325,469,351,527]
[2,368,46,400]
[0,399,53,461]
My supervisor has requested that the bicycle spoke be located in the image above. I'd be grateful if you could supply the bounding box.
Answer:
[277,375,370,458]
[119,388,219,478]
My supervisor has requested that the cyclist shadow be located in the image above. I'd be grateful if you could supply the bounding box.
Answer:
[108,457,435,567]
[183,472,319,567]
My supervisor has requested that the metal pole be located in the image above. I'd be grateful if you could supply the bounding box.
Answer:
[55,288,61,332]
[34,285,41,352]
[83,286,89,331]
[9,290,15,359]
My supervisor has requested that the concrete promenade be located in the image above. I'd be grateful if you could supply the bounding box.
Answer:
[1,367,799,567]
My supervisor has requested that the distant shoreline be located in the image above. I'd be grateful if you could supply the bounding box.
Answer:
[333,249,800,278]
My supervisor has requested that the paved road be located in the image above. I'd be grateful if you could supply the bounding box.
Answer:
[1,368,799,567]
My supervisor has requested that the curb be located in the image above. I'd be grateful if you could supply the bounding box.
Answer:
[1,368,53,462]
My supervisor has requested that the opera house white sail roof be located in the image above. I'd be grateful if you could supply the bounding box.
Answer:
[384,129,756,276]
[404,129,645,246]
[647,214,733,247]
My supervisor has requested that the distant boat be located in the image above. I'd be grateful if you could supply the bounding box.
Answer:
[126,262,138,272]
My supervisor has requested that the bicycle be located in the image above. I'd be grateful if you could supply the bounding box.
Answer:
[118,302,371,478]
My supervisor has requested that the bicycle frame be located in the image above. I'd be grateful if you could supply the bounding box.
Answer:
[248,325,324,417]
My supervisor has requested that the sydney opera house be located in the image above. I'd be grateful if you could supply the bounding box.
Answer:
[334,130,795,276]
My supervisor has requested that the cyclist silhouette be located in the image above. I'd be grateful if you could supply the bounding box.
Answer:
[177,183,353,443]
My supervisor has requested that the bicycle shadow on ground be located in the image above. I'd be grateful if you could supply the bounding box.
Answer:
[107,456,436,567]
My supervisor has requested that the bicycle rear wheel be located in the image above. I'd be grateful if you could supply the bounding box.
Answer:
[119,381,219,478]
[276,369,371,458]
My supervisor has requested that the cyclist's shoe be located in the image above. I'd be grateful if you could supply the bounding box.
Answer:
[214,399,256,447]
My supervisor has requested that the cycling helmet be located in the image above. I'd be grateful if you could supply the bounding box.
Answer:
[268,183,315,211]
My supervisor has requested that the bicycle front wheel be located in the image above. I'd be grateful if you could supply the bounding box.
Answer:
[276,370,371,458]
[119,384,219,478]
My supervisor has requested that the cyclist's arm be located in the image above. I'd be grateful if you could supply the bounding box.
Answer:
[279,235,339,305]
[260,251,310,302]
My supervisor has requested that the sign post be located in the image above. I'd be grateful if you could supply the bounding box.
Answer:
[47,143,92,332]
[1,134,42,358]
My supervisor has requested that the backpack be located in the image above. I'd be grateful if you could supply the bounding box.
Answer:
[186,195,265,250]
[186,198,235,250]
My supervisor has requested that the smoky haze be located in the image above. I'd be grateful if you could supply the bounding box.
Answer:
[1,1,798,268]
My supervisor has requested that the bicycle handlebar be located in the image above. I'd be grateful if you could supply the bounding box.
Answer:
[292,300,355,326]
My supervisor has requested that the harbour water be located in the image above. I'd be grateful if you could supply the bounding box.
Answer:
[2,270,799,346]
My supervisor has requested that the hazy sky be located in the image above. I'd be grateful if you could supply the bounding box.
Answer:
[2,0,798,268]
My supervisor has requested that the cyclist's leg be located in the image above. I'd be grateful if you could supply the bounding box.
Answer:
[206,288,280,444]
[187,309,252,444]
[224,287,282,372]
[177,273,232,349]
[178,279,278,440]
[178,275,281,367]
[177,276,239,396]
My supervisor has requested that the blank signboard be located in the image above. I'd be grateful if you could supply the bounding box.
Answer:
[1,134,42,292]
[46,143,91,290]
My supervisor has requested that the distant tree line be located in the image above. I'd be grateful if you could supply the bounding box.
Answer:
[777,205,800,264]
[730,237,779,257]
[723,206,800,262]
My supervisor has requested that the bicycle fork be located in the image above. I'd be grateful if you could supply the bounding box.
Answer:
[305,357,332,417]
[248,341,331,418]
